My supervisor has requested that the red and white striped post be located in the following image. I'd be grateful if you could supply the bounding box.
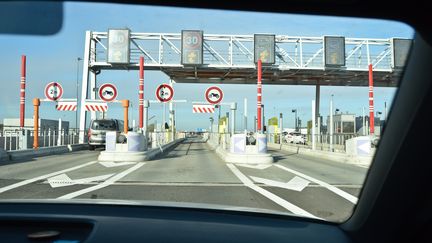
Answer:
[139,56,144,129]
[368,64,375,135]
[257,59,262,133]
[20,55,26,128]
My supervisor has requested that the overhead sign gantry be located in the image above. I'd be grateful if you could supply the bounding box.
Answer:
[78,29,412,142]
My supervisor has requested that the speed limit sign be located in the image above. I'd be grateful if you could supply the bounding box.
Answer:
[44,82,63,101]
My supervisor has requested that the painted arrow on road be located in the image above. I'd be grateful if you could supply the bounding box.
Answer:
[47,173,115,188]
[99,162,137,168]
[236,164,272,170]
[250,176,310,192]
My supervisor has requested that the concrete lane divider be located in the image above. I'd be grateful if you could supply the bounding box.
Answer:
[207,139,273,165]
[267,142,373,167]
[2,144,89,162]
[98,138,185,162]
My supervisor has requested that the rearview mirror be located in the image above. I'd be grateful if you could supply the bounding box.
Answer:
[0,2,63,35]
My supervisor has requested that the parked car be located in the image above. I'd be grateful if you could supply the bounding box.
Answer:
[87,119,124,150]
[284,132,306,145]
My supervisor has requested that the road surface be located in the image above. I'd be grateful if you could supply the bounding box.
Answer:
[0,137,368,222]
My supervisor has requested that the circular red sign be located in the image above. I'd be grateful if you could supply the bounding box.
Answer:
[184,32,202,49]
[156,84,174,102]
[99,83,118,102]
[44,82,63,101]
[205,86,223,104]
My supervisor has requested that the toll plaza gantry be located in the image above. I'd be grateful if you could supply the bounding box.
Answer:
[78,29,411,142]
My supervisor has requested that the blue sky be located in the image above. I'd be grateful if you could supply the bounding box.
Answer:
[0,2,414,130]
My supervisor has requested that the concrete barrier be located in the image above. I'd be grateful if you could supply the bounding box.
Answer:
[0,148,8,162]
[3,144,89,162]
[267,142,374,167]
[208,139,273,164]
[98,138,185,162]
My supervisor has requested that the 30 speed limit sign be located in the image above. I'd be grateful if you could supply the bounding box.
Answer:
[44,82,63,101]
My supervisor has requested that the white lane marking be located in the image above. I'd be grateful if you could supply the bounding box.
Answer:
[236,164,272,170]
[250,176,310,192]
[226,164,321,219]
[355,164,370,169]
[274,164,358,204]
[0,161,98,194]
[57,163,145,199]
[47,173,115,188]
[98,161,137,168]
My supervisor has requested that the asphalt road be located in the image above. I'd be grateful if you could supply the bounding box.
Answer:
[0,137,368,222]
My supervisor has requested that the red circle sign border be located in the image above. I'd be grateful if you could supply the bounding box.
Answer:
[44,82,63,101]
[155,84,174,102]
[205,86,223,104]
[184,32,202,49]
[99,83,118,102]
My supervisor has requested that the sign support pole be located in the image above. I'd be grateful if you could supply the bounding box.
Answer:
[257,59,262,133]
[139,56,144,130]
[368,64,375,135]
[20,55,26,129]
[143,100,149,142]
[230,102,237,136]
[312,100,316,150]
[79,31,91,143]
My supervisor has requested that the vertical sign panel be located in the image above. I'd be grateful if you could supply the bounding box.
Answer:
[181,30,203,65]
[324,36,345,67]
[392,38,412,69]
[107,29,130,64]
[254,34,275,64]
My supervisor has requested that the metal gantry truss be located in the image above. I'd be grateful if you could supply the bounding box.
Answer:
[88,31,402,86]
[79,31,405,142]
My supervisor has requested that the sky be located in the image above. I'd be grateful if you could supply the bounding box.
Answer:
[0,2,414,131]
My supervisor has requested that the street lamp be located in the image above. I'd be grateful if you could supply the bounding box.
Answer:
[292,109,297,131]
[335,108,340,114]
[76,57,82,132]
[209,117,214,133]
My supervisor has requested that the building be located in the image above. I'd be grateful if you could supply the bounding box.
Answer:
[2,118,69,134]
[355,116,382,136]
[326,113,356,135]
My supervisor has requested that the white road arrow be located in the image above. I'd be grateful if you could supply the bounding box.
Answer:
[47,173,115,188]
[236,164,272,170]
[250,176,310,192]
[99,162,137,168]
[234,139,245,152]
[357,141,371,154]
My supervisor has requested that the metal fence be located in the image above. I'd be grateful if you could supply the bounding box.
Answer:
[0,129,82,151]
[267,132,357,152]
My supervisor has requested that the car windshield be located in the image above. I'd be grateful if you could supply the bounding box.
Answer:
[92,120,117,130]
[0,1,413,223]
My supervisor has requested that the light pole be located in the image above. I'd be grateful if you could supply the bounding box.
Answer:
[209,117,214,134]
[261,104,265,133]
[376,111,382,134]
[76,57,82,132]
[292,109,297,131]
[330,95,334,152]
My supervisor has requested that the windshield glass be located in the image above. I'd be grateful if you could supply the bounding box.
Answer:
[91,120,117,130]
[0,1,413,223]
